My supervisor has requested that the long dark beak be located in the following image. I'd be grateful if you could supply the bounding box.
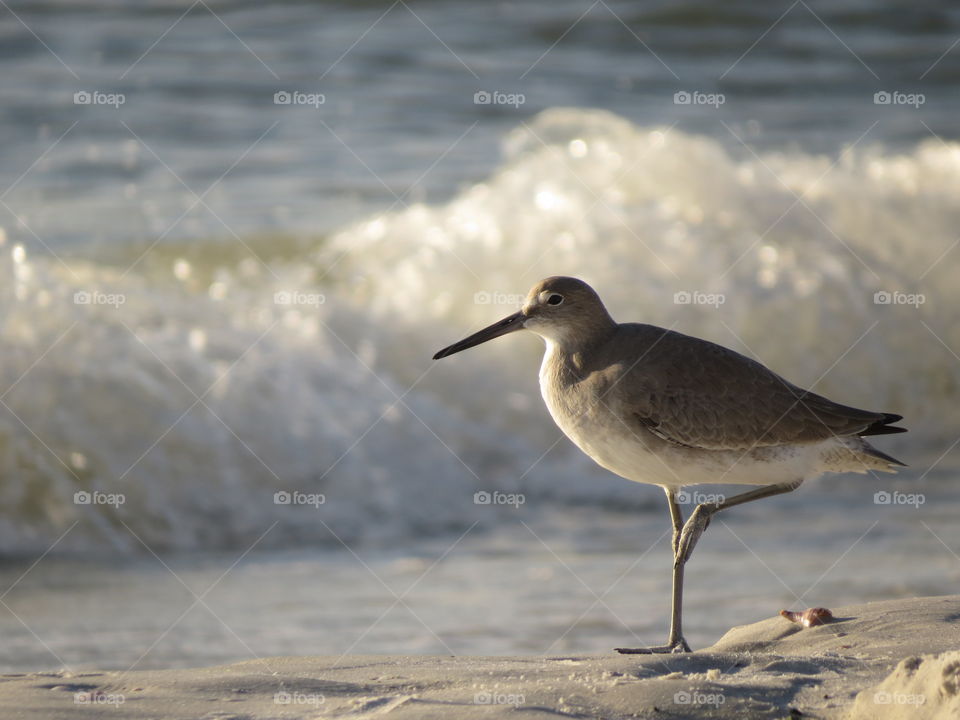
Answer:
[433,311,526,359]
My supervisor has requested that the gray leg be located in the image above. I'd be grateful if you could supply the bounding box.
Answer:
[675,481,801,567]
[666,487,683,556]
[617,481,800,655]
[616,489,691,654]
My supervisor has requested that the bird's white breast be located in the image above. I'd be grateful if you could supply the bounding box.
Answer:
[537,340,686,487]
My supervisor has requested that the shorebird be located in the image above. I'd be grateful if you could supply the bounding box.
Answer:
[433,276,906,653]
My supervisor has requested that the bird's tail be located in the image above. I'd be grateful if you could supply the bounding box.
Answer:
[821,436,905,474]
[860,412,907,437]
[849,437,906,473]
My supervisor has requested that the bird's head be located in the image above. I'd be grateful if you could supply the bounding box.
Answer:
[432,276,614,359]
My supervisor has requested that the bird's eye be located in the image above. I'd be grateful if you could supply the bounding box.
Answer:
[546,293,564,306]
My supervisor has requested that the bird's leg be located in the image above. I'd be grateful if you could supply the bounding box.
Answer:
[674,481,801,566]
[667,487,684,557]
[617,481,801,656]
[616,489,691,654]
[664,489,691,652]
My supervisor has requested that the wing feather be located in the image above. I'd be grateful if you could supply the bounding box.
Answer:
[612,325,903,451]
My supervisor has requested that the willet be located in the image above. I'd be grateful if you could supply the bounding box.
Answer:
[433,276,906,653]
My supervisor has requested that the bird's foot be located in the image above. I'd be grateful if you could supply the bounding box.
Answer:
[674,503,716,567]
[615,638,691,654]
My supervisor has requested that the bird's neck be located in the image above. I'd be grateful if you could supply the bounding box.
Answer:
[539,319,617,376]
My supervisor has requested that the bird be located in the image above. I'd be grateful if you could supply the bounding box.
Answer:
[432,276,905,653]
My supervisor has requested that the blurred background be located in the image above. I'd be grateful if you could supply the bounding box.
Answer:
[0,0,957,671]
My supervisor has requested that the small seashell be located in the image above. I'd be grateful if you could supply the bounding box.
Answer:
[779,607,833,627]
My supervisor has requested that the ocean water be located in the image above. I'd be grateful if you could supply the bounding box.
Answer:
[0,0,958,670]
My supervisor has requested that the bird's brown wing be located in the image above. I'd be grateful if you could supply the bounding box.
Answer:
[611,325,904,451]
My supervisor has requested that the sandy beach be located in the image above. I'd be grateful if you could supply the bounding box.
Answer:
[2,595,955,719]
